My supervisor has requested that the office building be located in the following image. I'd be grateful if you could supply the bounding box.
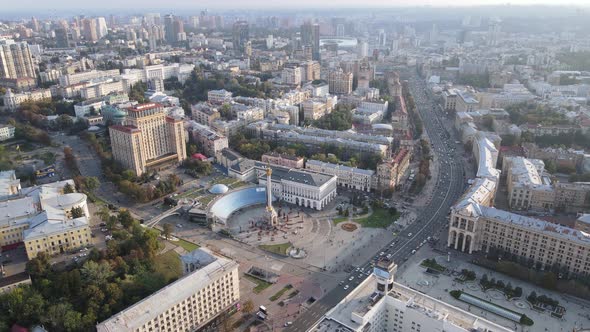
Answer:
[232,21,249,55]
[306,159,374,192]
[97,248,239,332]
[301,22,320,61]
[310,258,511,332]
[0,39,37,79]
[328,69,353,95]
[262,152,304,169]
[109,103,186,176]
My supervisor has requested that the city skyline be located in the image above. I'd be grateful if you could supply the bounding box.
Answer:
[1,0,589,13]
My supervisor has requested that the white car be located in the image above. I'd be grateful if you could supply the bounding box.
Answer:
[176,224,183,228]
[408,233,413,237]
[349,276,354,281]
[344,285,349,290]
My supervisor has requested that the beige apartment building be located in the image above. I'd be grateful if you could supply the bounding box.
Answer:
[97,248,239,332]
[554,182,590,213]
[191,103,220,126]
[328,69,353,95]
[0,40,37,79]
[261,152,304,169]
[110,103,186,176]
[374,149,411,191]
[450,206,590,275]
[301,99,328,121]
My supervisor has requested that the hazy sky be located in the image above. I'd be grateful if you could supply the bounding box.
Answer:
[2,0,590,12]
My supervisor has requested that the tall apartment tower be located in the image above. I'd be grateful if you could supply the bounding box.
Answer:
[109,103,186,176]
[232,21,249,55]
[487,18,501,46]
[0,40,37,79]
[301,22,320,61]
[328,69,353,95]
[82,18,98,42]
[164,14,177,43]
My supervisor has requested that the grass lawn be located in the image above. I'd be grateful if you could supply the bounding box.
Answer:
[269,284,293,301]
[332,216,349,224]
[176,238,199,252]
[198,195,215,206]
[355,208,400,228]
[153,250,182,282]
[230,181,249,189]
[259,242,292,256]
[153,228,200,252]
[244,275,272,294]
[421,258,446,272]
[178,188,204,199]
[214,177,236,185]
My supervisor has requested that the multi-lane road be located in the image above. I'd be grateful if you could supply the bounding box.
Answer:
[286,70,467,332]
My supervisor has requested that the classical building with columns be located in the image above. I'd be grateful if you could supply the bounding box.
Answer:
[255,162,337,210]
[449,121,590,274]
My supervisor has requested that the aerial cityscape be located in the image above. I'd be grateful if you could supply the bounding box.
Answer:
[1,1,590,331]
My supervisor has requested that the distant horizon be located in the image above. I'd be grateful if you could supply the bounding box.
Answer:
[1,1,589,17]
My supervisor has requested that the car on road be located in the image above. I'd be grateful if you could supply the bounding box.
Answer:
[176,223,183,228]
[349,276,354,281]
[344,285,349,290]
[407,233,413,237]
[284,322,292,327]
[411,249,416,254]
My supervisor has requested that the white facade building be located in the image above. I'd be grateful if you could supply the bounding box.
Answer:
[0,124,15,141]
[310,258,511,332]
[3,88,52,110]
[256,163,337,210]
[207,89,233,105]
[97,248,239,332]
[306,159,374,192]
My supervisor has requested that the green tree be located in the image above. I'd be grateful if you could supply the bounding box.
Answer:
[63,182,75,194]
[162,223,174,240]
[81,261,114,286]
[84,176,100,191]
[118,210,135,229]
[242,299,254,316]
[25,252,51,279]
[2,286,45,326]
[71,206,84,219]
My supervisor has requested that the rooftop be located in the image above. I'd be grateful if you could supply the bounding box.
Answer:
[256,162,336,187]
[97,248,238,332]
